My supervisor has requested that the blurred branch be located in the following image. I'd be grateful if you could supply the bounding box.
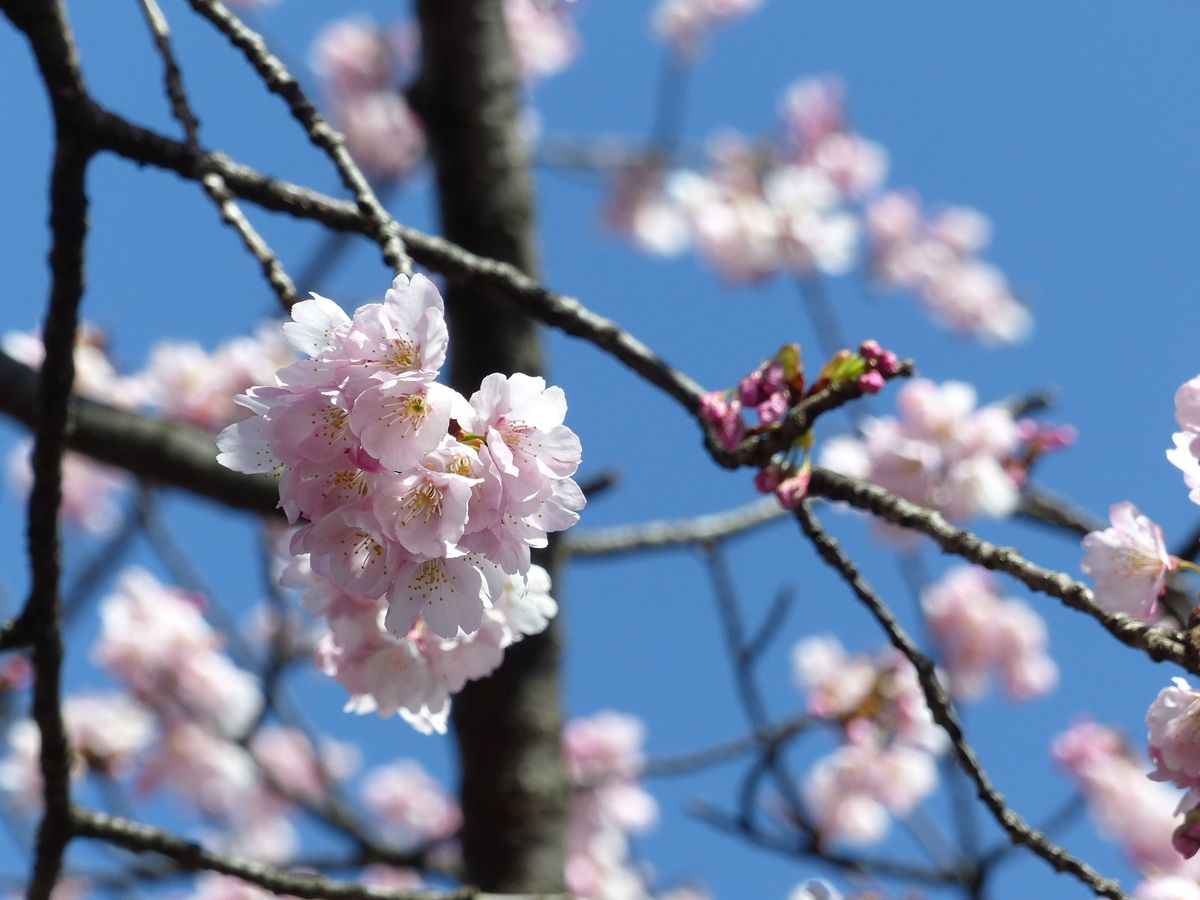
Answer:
[638,713,812,780]
[71,808,557,900]
[0,350,279,515]
[688,800,967,886]
[1016,484,1103,537]
[793,501,1127,899]
[184,0,412,279]
[566,496,784,558]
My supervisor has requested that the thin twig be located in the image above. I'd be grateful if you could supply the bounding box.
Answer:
[135,0,299,310]
[71,808,556,900]
[688,800,967,885]
[184,0,412,279]
[793,501,1127,899]
[566,496,784,558]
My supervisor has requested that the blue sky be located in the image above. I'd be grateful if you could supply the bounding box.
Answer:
[3,1,1200,897]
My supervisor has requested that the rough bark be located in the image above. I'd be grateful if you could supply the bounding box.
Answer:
[412,1,567,893]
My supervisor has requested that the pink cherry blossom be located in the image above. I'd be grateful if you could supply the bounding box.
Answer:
[1169,374,1200,506]
[921,566,1057,701]
[1136,877,1200,900]
[1055,720,1200,876]
[805,740,937,845]
[819,379,1022,524]
[1148,679,1200,791]
[653,0,762,58]
[361,760,462,846]
[1081,501,1175,620]
[865,191,1030,344]
[504,0,580,82]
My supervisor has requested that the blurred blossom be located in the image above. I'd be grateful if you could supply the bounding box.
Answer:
[139,323,295,434]
[819,379,1022,525]
[565,711,659,899]
[1055,720,1200,877]
[0,694,154,811]
[604,160,691,257]
[653,0,762,58]
[5,324,139,534]
[8,440,129,536]
[310,18,426,180]
[505,0,581,82]
[251,726,359,807]
[361,760,462,846]
[805,740,936,845]
[93,568,261,737]
[921,565,1058,701]
[866,191,1030,343]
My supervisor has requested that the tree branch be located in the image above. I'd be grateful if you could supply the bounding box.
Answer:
[71,808,558,900]
[184,0,411,279]
[793,501,1127,899]
[807,467,1192,671]
[566,496,784,558]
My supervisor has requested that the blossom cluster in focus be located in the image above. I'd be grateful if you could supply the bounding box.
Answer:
[217,275,583,730]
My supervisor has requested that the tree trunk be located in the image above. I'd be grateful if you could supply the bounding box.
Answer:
[412,1,567,892]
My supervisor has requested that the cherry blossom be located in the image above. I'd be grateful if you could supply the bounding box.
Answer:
[819,379,1022,524]
[1055,720,1200,876]
[1169,375,1200,506]
[865,191,1030,344]
[921,565,1058,701]
[564,712,659,899]
[1081,501,1176,621]
[361,760,462,846]
[504,0,580,82]
[653,0,762,58]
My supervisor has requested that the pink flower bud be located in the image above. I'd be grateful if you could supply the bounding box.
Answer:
[757,391,789,425]
[858,371,885,394]
[858,339,882,361]
[754,464,784,494]
[775,469,811,509]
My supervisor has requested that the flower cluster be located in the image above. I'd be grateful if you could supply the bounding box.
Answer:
[865,191,1031,343]
[701,341,903,508]
[921,565,1058,701]
[1169,375,1200,507]
[1081,502,1177,622]
[218,275,582,729]
[820,378,1033,524]
[792,635,945,844]
[564,712,659,899]
[653,0,762,59]
[1056,721,1199,880]
[0,568,364,866]
[604,76,1029,345]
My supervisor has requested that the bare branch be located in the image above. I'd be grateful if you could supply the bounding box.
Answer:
[135,0,299,309]
[71,808,561,900]
[566,497,784,558]
[0,350,279,515]
[184,0,412,279]
[807,467,1192,671]
[688,800,967,885]
[793,501,1127,899]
